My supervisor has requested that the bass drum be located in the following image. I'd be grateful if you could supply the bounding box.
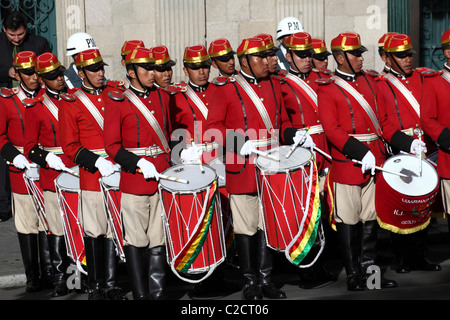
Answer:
[375,154,439,234]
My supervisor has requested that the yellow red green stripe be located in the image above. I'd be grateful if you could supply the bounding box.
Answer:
[175,180,218,273]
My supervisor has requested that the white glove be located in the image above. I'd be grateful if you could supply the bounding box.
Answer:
[361,151,376,175]
[294,129,315,149]
[410,139,427,157]
[12,154,30,170]
[240,140,256,156]
[45,152,65,171]
[137,158,159,180]
[180,145,203,165]
[94,157,116,177]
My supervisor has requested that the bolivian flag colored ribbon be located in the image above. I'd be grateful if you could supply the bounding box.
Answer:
[174,180,218,273]
[286,160,321,266]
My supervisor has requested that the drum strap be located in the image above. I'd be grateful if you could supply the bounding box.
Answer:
[442,68,450,83]
[384,73,420,122]
[123,90,170,153]
[286,160,322,266]
[74,90,104,133]
[234,73,275,134]
[173,180,218,273]
[184,85,208,120]
[42,94,59,121]
[332,76,382,137]
[285,74,318,112]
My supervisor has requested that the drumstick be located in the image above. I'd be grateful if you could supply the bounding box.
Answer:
[62,166,79,177]
[137,169,189,184]
[286,127,309,159]
[413,128,423,177]
[159,174,189,184]
[251,149,279,161]
[313,146,409,178]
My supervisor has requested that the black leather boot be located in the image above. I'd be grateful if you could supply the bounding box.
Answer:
[38,231,54,289]
[47,234,70,296]
[148,245,167,300]
[336,222,364,291]
[84,236,105,300]
[235,233,262,300]
[361,221,397,289]
[124,245,149,300]
[18,233,40,292]
[256,230,286,299]
[102,237,127,300]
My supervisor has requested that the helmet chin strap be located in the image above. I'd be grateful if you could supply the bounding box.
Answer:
[388,52,407,76]
[132,64,149,94]
[17,72,35,95]
[343,51,357,75]
[82,69,102,91]
[245,55,258,80]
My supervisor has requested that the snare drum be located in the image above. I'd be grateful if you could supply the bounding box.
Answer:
[375,154,439,234]
[207,157,235,257]
[100,171,125,262]
[256,146,324,267]
[55,166,86,273]
[23,166,48,231]
[159,164,225,283]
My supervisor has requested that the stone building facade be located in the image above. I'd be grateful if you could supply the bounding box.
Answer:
[55,0,388,82]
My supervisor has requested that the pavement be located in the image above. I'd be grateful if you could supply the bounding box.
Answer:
[1,215,450,304]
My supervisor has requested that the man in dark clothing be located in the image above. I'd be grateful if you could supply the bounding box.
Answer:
[0,11,51,222]
[0,11,51,88]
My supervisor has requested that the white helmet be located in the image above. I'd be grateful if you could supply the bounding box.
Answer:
[66,32,98,56]
[276,17,304,40]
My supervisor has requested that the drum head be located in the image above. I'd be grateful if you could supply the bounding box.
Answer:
[25,166,40,180]
[55,166,80,191]
[256,146,312,173]
[207,157,225,188]
[101,170,120,188]
[382,154,438,197]
[159,164,216,193]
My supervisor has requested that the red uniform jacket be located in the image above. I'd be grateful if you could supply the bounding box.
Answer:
[376,69,435,154]
[318,70,412,185]
[420,66,450,178]
[104,86,173,195]
[281,69,331,173]
[206,73,295,194]
[59,84,119,191]
[171,82,219,163]
[24,89,77,192]
[0,85,44,194]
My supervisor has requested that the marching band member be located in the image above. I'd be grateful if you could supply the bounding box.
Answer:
[255,34,280,76]
[377,33,440,273]
[172,45,218,165]
[283,32,330,173]
[318,32,423,291]
[206,37,309,300]
[421,28,450,238]
[281,31,335,287]
[152,45,176,88]
[120,40,145,88]
[311,38,331,70]
[377,32,398,75]
[24,53,76,297]
[59,48,126,300]
[104,47,173,300]
[208,38,237,78]
[0,51,51,293]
